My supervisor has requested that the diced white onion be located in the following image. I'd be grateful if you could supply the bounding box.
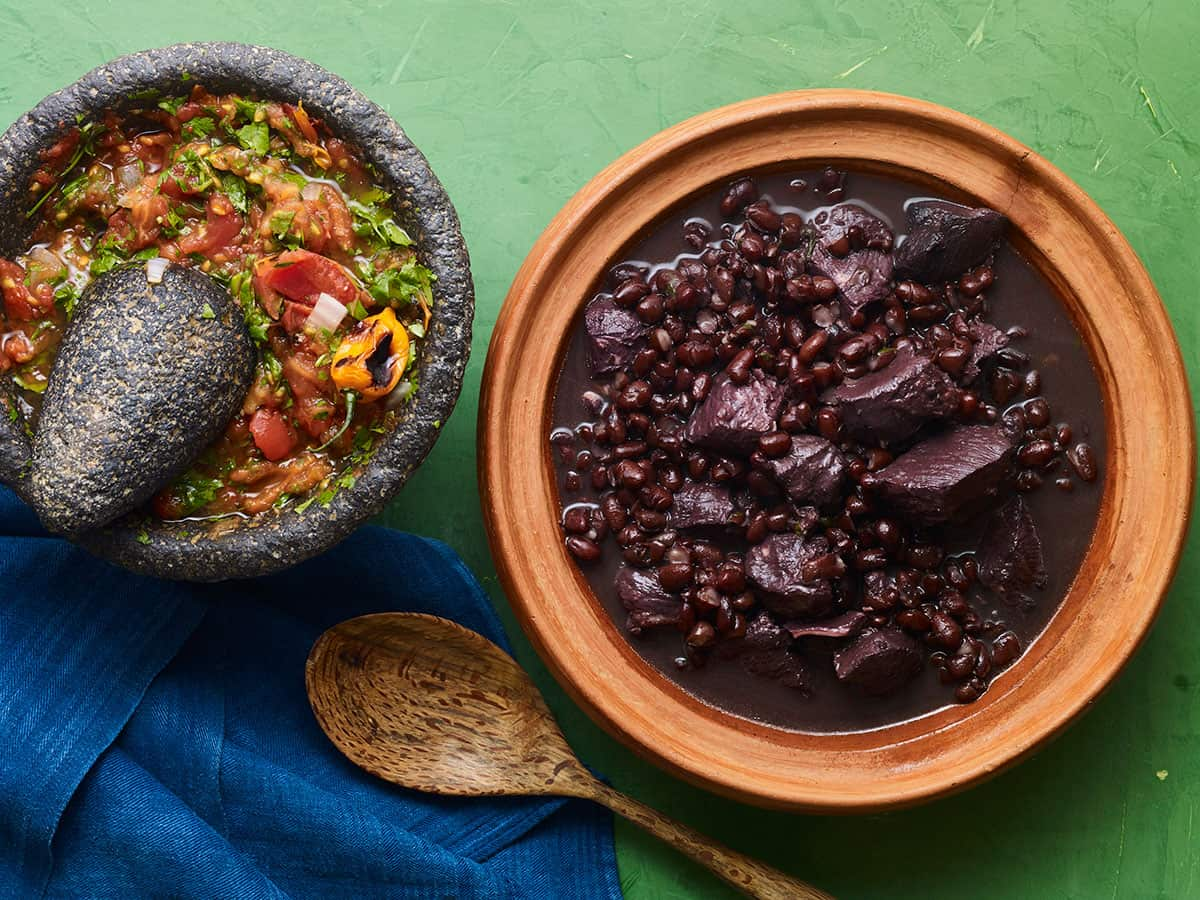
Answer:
[116,164,143,192]
[145,257,169,284]
[301,182,323,202]
[386,379,416,409]
[305,292,347,332]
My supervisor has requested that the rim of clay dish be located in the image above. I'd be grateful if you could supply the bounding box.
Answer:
[0,43,473,581]
[479,90,1195,811]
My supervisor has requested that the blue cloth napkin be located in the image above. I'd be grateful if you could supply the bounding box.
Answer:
[0,486,621,899]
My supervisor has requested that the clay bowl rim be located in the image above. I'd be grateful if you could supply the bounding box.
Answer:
[478,89,1195,812]
[0,43,474,581]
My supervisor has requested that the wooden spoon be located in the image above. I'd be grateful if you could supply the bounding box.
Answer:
[306,613,833,900]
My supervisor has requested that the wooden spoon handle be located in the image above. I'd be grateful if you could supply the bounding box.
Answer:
[588,780,833,900]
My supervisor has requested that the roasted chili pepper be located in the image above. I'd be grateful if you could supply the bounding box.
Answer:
[329,307,409,400]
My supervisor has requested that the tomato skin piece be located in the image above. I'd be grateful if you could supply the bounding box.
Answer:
[0,259,46,321]
[179,194,243,256]
[249,408,299,461]
[259,250,359,306]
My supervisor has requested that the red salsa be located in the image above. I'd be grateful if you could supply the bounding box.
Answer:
[0,86,434,520]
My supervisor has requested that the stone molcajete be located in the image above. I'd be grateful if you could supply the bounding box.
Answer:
[0,43,474,580]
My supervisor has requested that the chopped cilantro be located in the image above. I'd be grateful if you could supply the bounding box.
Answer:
[58,173,90,206]
[233,98,263,123]
[295,495,317,514]
[53,281,81,318]
[349,196,413,247]
[136,530,151,545]
[314,391,357,451]
[157,96,186,115]
[223,175,249,214]
[229,269,271,344]
[269,210,296,241]
[90,243,129,276]
[168,469,223,517]
[364,258,435,308]
[236,122,270,156]
[27,120,106,219]
[173,149,217,193]
[259,348,283,384]
[200,303,216,320]
[182,117,216,142]
[160,205,186,238]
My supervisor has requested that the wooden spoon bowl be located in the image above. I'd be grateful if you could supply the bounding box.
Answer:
[478,91,1195,812]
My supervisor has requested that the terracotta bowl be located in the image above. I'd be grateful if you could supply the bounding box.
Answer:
[0,44,473,580]
[479,90,1194,812]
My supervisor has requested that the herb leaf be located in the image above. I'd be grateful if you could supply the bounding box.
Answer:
[236,122,270,156]
[223,175,249,214]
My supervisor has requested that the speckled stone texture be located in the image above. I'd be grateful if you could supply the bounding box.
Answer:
[0,384,30,500]
[0,43,473,578]
[30,264,254,535]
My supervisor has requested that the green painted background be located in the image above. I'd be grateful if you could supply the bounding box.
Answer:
[2,1,1195,896]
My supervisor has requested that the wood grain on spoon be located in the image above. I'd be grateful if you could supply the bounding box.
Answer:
[306,613,833,900]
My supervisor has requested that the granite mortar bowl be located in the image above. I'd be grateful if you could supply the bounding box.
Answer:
[0,43,473,580]
[479,91,1195,811]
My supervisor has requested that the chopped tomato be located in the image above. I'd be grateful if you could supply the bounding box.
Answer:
[0,260,47,321]
[324,138,370,188]
[256,249,361,308]
[30,128,82,188]
[280,301,312,334]
[126,181,169,249]
[277,340,336,438]
[1,331,34,365]
[179,194,244,256]
[302,185,355,256]
[249,408,299,461]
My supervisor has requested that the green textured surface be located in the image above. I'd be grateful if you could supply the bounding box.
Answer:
[1,2,1196,897]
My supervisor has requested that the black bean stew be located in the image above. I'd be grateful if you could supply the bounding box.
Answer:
[550,168,1105,732]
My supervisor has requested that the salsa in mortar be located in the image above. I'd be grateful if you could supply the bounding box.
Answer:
[0,85,434,520]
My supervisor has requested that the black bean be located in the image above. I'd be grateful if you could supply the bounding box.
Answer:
[613,278,651,308]
[719,177,759,216]
[686,620,717,649]
[1068,442,1098,481]
[614,460,646,488]
[1024,369,1042,397]
[658,563,694,592]
[745,202,782,233]
[855,548,888,571]
[563,506,591,534]
[897,609,931,633]
[726,348,755,384]
[928,612,963,650]
[816,407,842,441]
[991,631,1022,667]
[1018,439,1056,468]
[812,276,838,300]
[634,293,664,324]
[566,536,600,562]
